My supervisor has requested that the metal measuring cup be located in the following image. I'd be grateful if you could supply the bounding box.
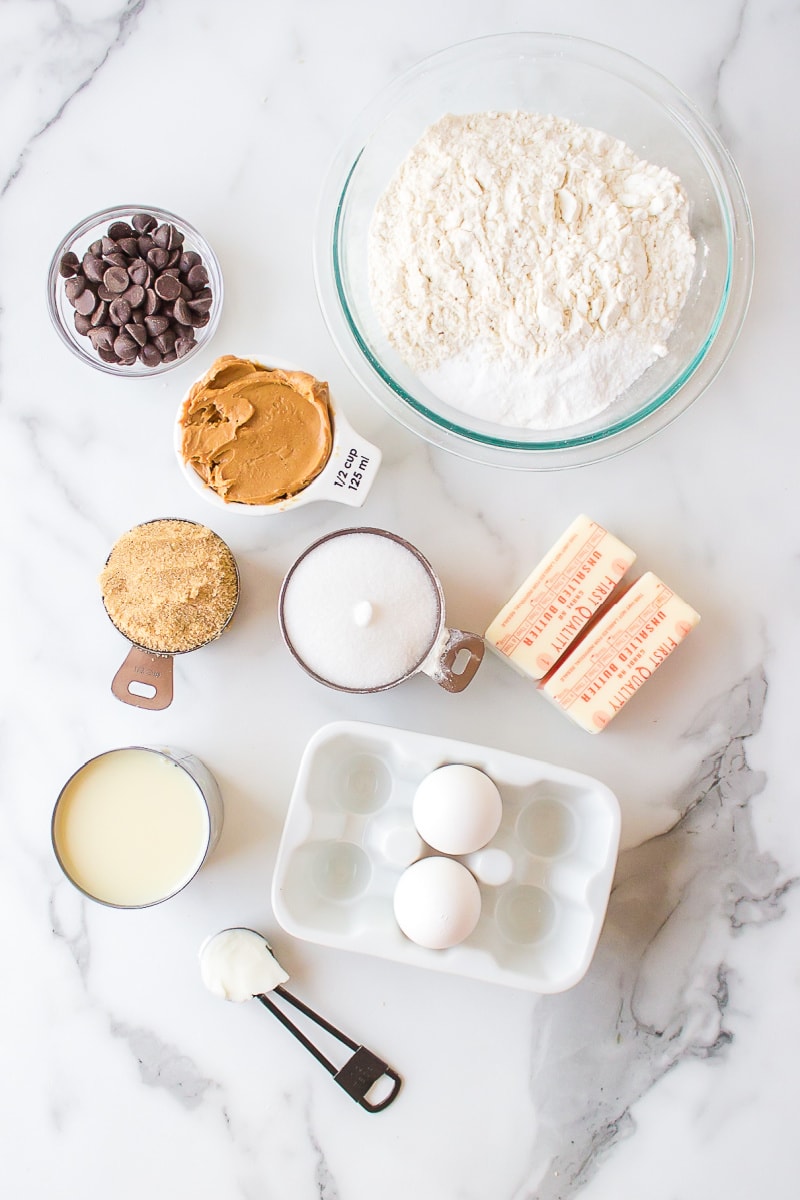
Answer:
[278,527,484,694]
[101,518,240,711]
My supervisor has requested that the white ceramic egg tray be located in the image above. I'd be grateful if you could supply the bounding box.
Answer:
[271,721,621,993]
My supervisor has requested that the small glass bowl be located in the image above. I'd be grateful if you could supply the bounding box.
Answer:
[314,33,755,469]
[47,203,223,377]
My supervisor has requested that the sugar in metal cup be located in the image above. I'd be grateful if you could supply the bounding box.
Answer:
[278,527,484,694]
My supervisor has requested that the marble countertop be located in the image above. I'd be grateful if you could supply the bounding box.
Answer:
[3,1,797,1197]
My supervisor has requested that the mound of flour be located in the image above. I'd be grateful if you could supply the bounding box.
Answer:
[368,111,696,430]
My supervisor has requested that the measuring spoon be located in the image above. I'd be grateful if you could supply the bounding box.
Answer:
[199,928,402,1113]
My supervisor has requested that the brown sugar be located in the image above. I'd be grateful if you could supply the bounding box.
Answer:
[100,519,239,653]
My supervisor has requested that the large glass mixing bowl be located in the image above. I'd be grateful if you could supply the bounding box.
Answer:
[314,33,754,469]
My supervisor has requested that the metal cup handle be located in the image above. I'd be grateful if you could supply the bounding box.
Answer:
[111,646,174,710]
[424,628,485,693]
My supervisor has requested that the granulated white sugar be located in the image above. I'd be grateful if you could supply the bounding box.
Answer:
[281,532,441,690]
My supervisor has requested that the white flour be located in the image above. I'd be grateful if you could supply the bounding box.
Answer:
[368,111,696,430]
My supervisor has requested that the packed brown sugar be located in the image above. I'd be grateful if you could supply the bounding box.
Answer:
[100,519,239,653]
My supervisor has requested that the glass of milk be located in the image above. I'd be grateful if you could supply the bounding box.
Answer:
[278,527,484,693]
[51,746,223,908]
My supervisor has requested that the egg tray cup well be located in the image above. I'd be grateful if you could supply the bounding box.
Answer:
[271,721,621,993]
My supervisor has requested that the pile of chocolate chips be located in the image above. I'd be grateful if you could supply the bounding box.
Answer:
[59,212,213,367]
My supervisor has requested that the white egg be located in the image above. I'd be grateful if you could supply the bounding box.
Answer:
[393,856,481,949]
[412,764,503,855]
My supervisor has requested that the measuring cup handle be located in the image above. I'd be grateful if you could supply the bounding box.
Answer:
[429,628,485,693]
[111,647,174,710]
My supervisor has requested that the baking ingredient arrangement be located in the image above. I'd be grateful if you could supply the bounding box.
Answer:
[46,36,746,1115]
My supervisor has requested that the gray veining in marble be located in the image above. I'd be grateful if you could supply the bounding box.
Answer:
[2,0,147,196]
[111,1021,215,1108]
[519,668,791,1200]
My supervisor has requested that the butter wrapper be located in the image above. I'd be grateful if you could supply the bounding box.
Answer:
[485,515,636,680]
[541,571,701,732]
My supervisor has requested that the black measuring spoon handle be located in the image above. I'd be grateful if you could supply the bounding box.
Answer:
[256,985,402,1113]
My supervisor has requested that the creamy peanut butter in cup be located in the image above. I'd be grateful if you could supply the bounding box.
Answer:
[175,355,382,515]
[179,356,333,505]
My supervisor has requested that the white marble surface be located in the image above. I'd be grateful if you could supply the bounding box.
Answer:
[2,0,798,1196]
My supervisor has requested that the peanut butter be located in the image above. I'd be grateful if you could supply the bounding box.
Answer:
[179,356,333,505]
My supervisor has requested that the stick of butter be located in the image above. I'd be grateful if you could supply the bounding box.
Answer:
[541,571,701,732]
[485,515,636,680]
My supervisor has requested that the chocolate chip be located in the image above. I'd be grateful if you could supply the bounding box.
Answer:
[167,248,182,268]
[172,297,192,325]
[189,308,211,329]
[109,298,132,326]
[64,275,86,303]
[103,266,129,294]
[179,251,201,274]
[107,221,133,240]
[130,307,144,325]
[188,294,213,315]
[137,235,155,256]
[125,323,148,347]
[89,238,103,256]
[153,223,171,249]
[154,329,176,354]
[122,284,145,309]
[139,343,162,367]
[98,346,120,364]
[103,251,129,269]
[74,287,98,316]
[97,284,115,302]
[147,247,169,271]
[162,349,178,363]
[186,264,209,291]
[175,335,196,358]
[74,312,92,335]
[88,326,115,353]
[59,252,80,277]
[90,300,109,327]
[155,273,181,301]
[128,258,149,286]
[132,212,157,233]
[101,237,119,257]
[82,254,106,283]
[113,333,138,359]
[144,315,169,337]
[117,237,139,258]
[144,288,160,316]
